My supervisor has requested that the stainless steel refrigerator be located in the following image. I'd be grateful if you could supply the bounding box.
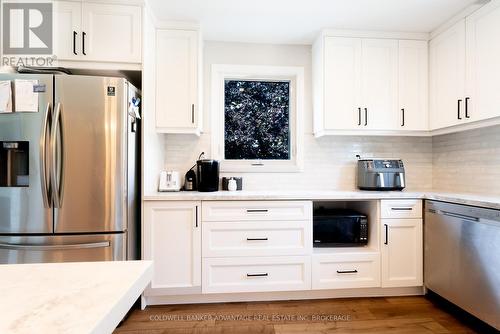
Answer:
[0,74,140,264]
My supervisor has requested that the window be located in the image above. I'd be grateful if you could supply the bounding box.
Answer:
[211,65,304,172]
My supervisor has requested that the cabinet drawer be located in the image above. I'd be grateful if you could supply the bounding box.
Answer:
[312,253,381,289]
[202,256,311,293]
[380,200,422,219]
[202,201,312,222]
[203,221,312,257]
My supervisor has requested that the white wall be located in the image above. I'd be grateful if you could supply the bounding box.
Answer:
[144,41,433,193]
[433,125,500,195]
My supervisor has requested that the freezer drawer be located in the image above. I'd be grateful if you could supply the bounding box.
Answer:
[0,233,126,264]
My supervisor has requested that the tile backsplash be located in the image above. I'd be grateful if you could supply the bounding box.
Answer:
[433,125,500,195]
[162,133,433,192]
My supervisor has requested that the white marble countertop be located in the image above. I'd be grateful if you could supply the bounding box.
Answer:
[144,190,500,210]
[0,260,153,334]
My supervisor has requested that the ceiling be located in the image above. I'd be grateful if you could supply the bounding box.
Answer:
[148,0,479,44]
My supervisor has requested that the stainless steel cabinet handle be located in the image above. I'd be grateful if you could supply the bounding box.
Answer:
[401,108,405,127]
[40,102,52,208]
[336,270,358,274]
[246,209,269,213]
[0,241,110,251]
[364,108,368,126]
[358,107,362,126]
[246,237,268,241]
[246,273,268,277]
[191,104,195,123]
[50,103,64,209]
[391,207,413,211]
[384,224,389,245]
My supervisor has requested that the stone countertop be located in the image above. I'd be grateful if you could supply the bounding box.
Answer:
[0,260,153,334]
[143,190,500,210]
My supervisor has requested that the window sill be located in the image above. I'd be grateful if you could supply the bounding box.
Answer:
[220,161,303,173]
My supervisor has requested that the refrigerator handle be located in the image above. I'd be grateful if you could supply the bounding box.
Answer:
[40,102,52,208]
[0,241,110,251]
[50,102,64,209]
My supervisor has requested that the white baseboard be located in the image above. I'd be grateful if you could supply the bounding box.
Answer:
[144,286,424,306]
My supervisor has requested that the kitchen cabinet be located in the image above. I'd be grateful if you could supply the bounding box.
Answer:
[53,1,82,61]
[143,201,201,295]
[155,29,202,134]
[398,40,429,131]
[360,39,398,130]
[429,19,466,130]
[81,3,142,63]
[465,0,500,123]
[312,253,381,290]
[53,1,141,64]
[380,200,423,288]
[320,37,362,130]
[313,34,426,135]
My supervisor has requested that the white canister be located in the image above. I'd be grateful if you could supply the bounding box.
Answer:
[227,178,237,191]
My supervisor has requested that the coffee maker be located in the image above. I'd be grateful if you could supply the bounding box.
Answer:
[196,153,219,192]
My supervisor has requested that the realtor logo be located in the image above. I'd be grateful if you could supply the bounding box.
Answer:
[2,3,53,55]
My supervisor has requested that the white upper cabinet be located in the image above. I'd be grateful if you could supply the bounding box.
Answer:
[81,3,142,63]
[155,29,202,134]
[398,40,429,131]
[466,0,500,123]
[361,39,398,130]
[429,19,466,130]
[52,1,142,64]
[53,1,82,61]
[322,37,362,130]
[313,32,428,135]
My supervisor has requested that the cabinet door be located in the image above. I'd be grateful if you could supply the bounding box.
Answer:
[81,3,141,63]
[361,39,398,130]
[398,40,429,131]
[155,29,200,133]
[466,0,500,122]
[381,219,423,287]
[323,37,362,130]
[53,1,82,61]
[429,20,466,130]
[143,201,201,295]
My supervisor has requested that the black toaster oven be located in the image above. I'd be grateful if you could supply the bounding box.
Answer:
[313,208,368,247]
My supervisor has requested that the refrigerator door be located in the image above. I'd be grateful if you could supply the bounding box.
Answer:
[0,74,53,234]
[53,76,127,233]
[0,233,125,264]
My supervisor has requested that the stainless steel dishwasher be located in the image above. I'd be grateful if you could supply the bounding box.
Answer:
[425,200,500,330]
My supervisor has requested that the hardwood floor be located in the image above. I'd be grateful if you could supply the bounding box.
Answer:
[115,296,481,334]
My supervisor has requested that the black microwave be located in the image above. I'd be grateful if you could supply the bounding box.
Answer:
[313,208,368,247]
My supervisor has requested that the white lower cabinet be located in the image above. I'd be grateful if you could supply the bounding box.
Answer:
[143,201,201,295]
[381,218,423,287]
[312,253,381,289]
[202,256,311,294]
[202,220,312,257]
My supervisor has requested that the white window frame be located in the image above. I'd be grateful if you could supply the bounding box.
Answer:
[211,64,304,173]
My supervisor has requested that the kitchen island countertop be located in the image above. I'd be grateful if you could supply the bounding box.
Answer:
[0,260,152,334]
